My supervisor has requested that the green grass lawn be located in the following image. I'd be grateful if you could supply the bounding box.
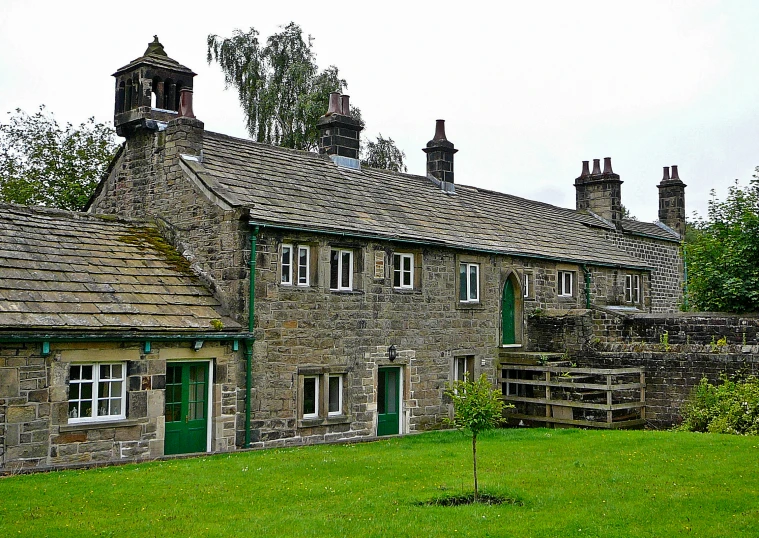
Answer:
[1,428,758,537]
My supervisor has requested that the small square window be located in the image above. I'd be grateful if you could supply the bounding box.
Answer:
[303,376,319,418]
[625,274,641,303]
[328,375,343,416]
[459,263,480,303]
[282,244,311,286]
[68,363,126,423]
[558,271,573,297]
[393,253,414,289]
[330,249,353,291]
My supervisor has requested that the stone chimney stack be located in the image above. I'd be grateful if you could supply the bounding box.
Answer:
[658,165,687,236]
[317,92,363,168]
[574,157,623,226]
[423,120,458,188]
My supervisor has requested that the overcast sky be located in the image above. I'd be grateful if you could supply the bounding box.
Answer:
[2,0,758,223]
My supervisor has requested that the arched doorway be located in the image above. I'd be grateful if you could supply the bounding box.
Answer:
[501,274,523,346]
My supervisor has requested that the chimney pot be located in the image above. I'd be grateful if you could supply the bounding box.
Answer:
[591,159,601,175]
[671,165,680,180]
[581,160,590,177]
[340,94,350,117]
[178,88,195,119]
[433,119,448,141]
[603,157,613,175]
[662,166,670,181]
[327,92,341,115]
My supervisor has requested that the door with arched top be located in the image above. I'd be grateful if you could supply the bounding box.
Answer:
[502,279,516,345]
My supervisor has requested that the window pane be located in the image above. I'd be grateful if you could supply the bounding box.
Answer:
[81,365,92,380]
[304,377,317,416]
[403,255,411,272]
[387,373,397,414]
[341,251,351,288]
[469,265,478,300]
[459,263,467,301]
[330,251,339,289]
[112,364,122,378]
[298,247,309,285]
[393,254,401,287]
[329,376,341,414]
[281,246,291,283]
[70,365,81,380]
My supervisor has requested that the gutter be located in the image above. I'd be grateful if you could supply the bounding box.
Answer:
[244,225,260,447]
[247,220,651,272]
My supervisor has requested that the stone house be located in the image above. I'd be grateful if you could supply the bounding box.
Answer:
[0,204,245,471]
[83,38,686,448]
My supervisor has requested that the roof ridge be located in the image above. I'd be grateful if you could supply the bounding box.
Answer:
[0,202,156,228]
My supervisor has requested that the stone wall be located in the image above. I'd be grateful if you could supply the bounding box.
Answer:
[0,341,238,472]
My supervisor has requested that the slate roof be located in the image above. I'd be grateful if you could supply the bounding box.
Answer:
[0,204,239,333]
[181,132,678,269]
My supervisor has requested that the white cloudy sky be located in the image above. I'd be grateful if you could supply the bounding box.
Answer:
[2,0,758,223]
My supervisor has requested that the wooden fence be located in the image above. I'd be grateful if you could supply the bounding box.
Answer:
[499,364,646,429]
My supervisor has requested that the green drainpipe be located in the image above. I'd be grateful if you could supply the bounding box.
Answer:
[245,225,259,447]
[581,265,591,309]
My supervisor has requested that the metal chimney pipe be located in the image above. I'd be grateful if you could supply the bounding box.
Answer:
[591,158,601,175]
[178,88,195,119]
[327,92,341,115]
[433,119,448,141]
[340,94,350,117]
[602,157,614,175]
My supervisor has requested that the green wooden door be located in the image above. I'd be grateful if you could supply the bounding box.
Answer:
[165,362,209,455]
[377,367,400,436]
[502,279,516,345]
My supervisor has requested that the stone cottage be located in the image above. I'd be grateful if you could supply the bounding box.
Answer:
[0,204,245,471]
[83,38,686,449]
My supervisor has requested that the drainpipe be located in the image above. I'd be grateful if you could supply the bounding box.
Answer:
[682,241,689,310]
[581,265,591,309]
[244,225,259,447]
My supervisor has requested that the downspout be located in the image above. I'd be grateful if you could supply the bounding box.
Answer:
[244,225,259,447]
[581,265,591,309]
[682,241,689,310]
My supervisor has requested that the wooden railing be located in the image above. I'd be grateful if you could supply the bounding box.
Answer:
[499,364,646,429]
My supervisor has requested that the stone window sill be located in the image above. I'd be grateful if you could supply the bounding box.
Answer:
[298,415,350,428]
[456,301,485,311]
[60,418,142,433]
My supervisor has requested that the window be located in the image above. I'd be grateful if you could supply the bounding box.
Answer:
[303,376,319,418]
[282,244,311,286]
[68,363,126,423]
[281,244,293,285]
[330,249,353,291]
[454,356,475,382]
[523,272,531,299]
[459,263,480,302]
[328,375,343,416]
[393,253,414,289]
[558,271,573,297]
[625,274,641,303]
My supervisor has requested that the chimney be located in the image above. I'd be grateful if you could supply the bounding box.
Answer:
[658,165,687,236]
[317,92,363,169]
[574,157,623,226]
[178,88,195,119]
[423,120,458,188]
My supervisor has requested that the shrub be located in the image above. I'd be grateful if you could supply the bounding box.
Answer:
[679,375,759,435]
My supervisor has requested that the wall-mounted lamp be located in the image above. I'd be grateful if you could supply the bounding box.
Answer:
[193,340,204,352]
[388,344,397,362]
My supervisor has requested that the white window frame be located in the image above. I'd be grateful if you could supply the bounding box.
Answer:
[558,271,573,297]
[330,249,354,291]
[297,245,310,286]
[303,375,319,419]
[68,362,126,424]
[523,272,531,298]
[625,274,641,303]
[281,244,293,285]
[459,262,480,303]
[328,374,343,416]
[454,356,474,383]
[393,253,414,289]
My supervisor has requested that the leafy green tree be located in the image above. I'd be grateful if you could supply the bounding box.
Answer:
[685,176,759,312]
[208,22,407,172]
[207,23,345,151]
[444,374,511,501]
[361,134,407,173]
[0,106,117,211]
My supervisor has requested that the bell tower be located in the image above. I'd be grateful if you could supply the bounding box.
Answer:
[112,36,196,137]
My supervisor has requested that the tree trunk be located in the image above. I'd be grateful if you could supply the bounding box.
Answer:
[472,433,478,502]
